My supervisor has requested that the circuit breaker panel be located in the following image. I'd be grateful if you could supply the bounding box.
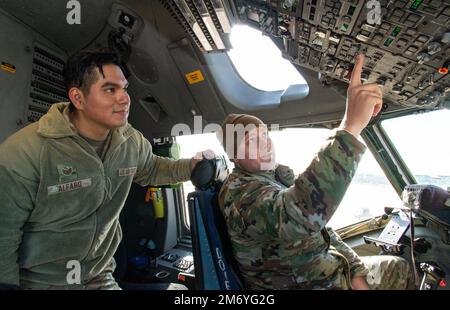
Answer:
[28,43,68,123]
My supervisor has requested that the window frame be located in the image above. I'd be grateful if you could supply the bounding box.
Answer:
[376,107,450,191]
[362,124,415,195]
[367,107,447,195]
[203,52,309,110]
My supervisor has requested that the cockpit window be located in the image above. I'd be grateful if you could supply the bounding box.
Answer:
[227,25,306,91]
[177,133,233,227]
[178,128,401,230]
[270,128,401,230]
[382,109,450,190]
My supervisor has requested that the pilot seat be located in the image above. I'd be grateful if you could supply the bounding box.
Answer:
[188,156,245,290]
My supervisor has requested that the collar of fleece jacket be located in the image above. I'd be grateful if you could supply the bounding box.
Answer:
[37,102,134,148]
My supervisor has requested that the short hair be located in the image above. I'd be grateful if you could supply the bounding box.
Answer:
[62,49,129,96]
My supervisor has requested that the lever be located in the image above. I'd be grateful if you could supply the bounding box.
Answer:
[419,263,446,290]
[363,235,405,253]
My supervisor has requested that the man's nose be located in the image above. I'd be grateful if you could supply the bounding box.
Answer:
[117,90,130,105]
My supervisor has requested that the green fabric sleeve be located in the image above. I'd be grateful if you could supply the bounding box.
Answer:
[133,131,192,186]
[0,167,36,286]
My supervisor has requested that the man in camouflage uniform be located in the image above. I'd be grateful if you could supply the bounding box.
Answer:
[218,55,413,290]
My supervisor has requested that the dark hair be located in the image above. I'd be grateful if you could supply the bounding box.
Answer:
[62,49,129,97]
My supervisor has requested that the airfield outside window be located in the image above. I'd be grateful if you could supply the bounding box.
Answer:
[177,133,233,227]
[270,128,401,230]
[178,129,401,230]
[382,109,450,190]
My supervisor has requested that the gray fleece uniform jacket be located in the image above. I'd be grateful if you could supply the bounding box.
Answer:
[0,102,192,289]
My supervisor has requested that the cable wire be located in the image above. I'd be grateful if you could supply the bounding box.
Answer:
[409,208,420,288]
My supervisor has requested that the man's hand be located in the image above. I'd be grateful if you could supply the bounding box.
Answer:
[339,54,383,137]
[274,164,295,187]
[351,276,370,290]
[190,149,216,171]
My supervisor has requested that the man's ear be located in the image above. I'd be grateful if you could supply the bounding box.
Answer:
[68,87,85,110]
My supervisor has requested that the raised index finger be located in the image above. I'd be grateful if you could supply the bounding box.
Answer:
[350,54,364,87]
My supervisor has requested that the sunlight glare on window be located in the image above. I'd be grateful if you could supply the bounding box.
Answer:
[228,25,306,91]
[270,128,401,229]
[177,133,233,226]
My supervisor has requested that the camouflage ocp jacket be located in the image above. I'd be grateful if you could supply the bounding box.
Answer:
[218,130,370,289]
[0,102,192,289]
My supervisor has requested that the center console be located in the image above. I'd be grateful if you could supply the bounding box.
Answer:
[153,248,195,287]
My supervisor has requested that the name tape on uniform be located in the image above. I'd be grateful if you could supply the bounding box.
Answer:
[48,178,92,195]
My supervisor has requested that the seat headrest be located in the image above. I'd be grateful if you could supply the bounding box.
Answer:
[403,184,450,210]
[190,155,229,191]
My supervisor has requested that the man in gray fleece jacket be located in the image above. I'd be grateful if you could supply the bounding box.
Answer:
[0,50,212,289]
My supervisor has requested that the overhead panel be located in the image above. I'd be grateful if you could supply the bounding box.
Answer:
[167,0,449,109]
[210,0,232,33]
[162,0,234,52]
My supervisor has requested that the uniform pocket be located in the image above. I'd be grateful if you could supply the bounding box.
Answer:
[33,175,103,224]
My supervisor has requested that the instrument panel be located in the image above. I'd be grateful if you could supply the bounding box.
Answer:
[164,0,450,109]
[232,0,450,108]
